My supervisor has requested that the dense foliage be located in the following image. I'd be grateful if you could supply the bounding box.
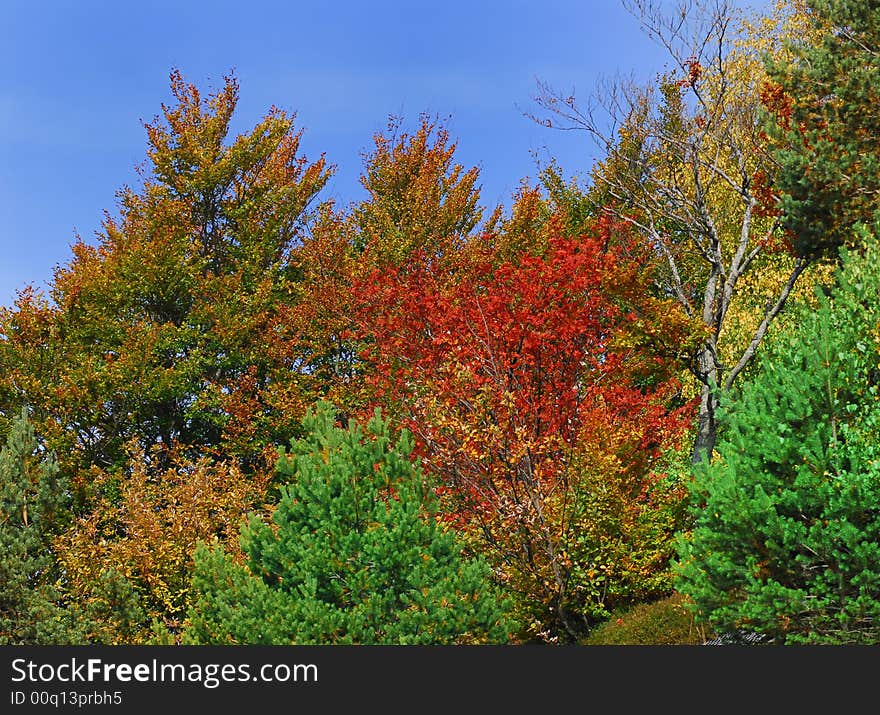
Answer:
[0,410,80,644]
[185,403,512,644]
[354,220,698,640]
[767,0,880,259]
[676,232,880,643]
[2,0,878,644]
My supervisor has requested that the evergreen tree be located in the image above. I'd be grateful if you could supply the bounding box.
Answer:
[185,402,513,644]
[0,409,81,643]
[767,0,880,259]
[676,228,880,644]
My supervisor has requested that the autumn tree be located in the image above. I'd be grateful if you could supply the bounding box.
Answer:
[0,69,331,484]
[532,0,825,462]
[56,446,267,643]
[352,114,484,267]
[276,114,488,420]
[354,220,698,641]
[0,70,334,641]
[185,403,512,644]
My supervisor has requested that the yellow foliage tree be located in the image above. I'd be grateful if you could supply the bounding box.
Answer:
[532,0,833,461]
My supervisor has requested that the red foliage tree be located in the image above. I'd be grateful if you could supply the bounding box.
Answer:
[354,219,700,640]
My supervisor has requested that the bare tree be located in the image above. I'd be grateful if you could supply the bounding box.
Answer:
[531,0,810,462]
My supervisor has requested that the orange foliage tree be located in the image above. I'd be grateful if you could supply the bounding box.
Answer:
[278,114,488,419]
[0,70,331,479]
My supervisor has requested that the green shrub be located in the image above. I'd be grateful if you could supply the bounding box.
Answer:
[583,593,712,645]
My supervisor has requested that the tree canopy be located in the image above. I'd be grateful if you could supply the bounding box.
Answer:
[2,0,878,645]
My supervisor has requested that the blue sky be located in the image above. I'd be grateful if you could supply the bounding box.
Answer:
[0,0,762,307]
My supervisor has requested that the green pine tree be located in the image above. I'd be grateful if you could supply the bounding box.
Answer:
[767,0,880,259]
[675,227,880,644]
[0,408,82,643]
[185,402,514,644]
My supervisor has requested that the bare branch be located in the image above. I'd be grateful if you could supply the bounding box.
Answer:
[723,257,810,390]
[530,0,810,460]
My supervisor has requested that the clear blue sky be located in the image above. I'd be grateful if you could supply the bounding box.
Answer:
[0,0,763,307]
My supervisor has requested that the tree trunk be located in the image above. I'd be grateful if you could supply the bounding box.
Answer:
[691,382,719,464]
[691,341,720,464]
